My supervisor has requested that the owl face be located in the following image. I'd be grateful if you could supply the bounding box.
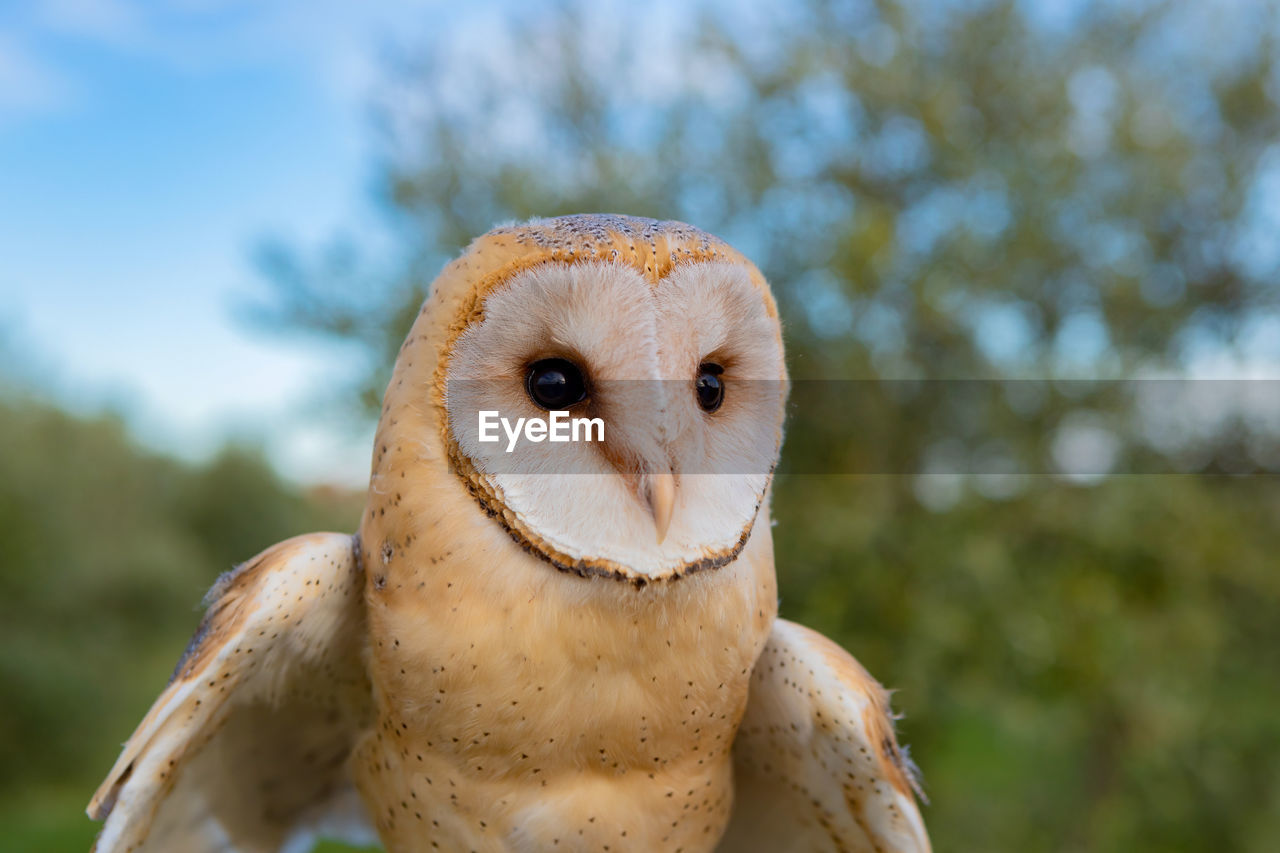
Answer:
[441,254,786,583]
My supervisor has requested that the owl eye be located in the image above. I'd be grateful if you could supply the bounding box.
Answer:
[695,363,725,413]
[525,358,588,410]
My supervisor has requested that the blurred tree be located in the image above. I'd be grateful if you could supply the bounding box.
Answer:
[0,396,364,850]
[258,0,1279,397]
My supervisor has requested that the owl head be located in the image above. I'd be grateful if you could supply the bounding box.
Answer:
[371,214,787,584]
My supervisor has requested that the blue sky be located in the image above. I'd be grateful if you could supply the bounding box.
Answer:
[0,0,458,484]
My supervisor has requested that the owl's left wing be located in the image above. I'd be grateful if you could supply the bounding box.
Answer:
[720,619,930,853]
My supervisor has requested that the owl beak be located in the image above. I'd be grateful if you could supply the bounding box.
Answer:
[645,470,676,544]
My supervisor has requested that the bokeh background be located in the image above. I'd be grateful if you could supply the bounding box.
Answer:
[2,1,1279,850]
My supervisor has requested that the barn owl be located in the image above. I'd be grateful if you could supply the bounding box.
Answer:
[88,214,930,852]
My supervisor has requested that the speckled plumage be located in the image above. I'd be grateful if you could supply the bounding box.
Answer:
[89,214,930,853]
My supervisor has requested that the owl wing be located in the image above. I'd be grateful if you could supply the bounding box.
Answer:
[720,618,931,853]
[87,532,376,853]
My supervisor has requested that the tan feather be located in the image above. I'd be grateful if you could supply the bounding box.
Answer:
[720,619,931,853]
[89,214,929,853]
[88,533,374,853]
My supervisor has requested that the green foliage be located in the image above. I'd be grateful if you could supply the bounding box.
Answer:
[771,474,1280,851]
[260,0,1278,406]
[0,396,362,850]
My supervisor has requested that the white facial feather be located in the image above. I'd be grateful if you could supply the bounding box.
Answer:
[444,259,786,580]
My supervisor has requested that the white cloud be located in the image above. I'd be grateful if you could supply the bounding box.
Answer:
[0,32,74,117]
[0,0,474,485]
[2,0,456,125]
[36,0,143,45]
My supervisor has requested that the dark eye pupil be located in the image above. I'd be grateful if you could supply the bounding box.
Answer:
[525,358,587,410]
[695,364,725,412]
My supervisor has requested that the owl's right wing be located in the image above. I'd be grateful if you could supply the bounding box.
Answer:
[88,532,377,853]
